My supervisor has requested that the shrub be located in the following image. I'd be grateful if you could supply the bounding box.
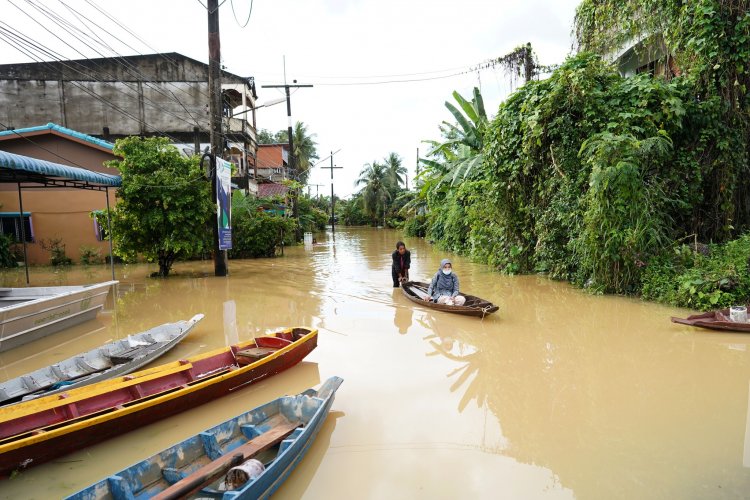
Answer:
[79,246,104,265]
[39,237,72,266]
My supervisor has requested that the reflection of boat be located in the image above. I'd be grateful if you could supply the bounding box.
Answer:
[0,314,204,407]
[0,281,118,353]
[0,327,318,476]
[401,281,499,318]
[66,377,343,500]
[671,308,750,332]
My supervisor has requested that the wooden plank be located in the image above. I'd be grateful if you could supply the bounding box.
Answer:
[152,420,301,500]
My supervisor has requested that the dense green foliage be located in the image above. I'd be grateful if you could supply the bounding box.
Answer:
[229,194,296,258]
[0,234,18,268]
[107,137,213,277]
[408,2,750,308]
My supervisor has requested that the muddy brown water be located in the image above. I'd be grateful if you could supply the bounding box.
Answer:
[0,227,749,499]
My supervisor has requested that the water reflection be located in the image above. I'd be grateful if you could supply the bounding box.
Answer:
[392,289,413,335]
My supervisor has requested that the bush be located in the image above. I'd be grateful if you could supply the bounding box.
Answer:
[79,246,104,265]
[0,234,18,268]
[39,237,72,266]
[641,234,750,311]
[229,193,297,258]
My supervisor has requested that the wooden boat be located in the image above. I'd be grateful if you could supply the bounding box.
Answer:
[0,314,204,407]
[66,376,343,500]
[671,307,750,332]
[0,281,118,353]
[401,281,499,318]
[0,327,318,476]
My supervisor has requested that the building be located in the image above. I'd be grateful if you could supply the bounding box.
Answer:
[607,34,678,79]
[250,143,289,198]
[0,123,118,264]
[0,52,258,185]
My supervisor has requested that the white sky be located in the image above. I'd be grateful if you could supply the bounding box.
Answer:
[0,0,581,197]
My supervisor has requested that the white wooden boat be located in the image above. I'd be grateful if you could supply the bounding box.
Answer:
[0,281,117,353]
[0,313,204,406]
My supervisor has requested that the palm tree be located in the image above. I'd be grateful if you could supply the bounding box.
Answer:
[275,121,319,184]
[355,161,391,226]
[383,152,407,192]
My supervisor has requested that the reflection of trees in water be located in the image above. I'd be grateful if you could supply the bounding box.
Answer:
[421,282,750,498]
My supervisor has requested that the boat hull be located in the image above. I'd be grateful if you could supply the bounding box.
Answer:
[671,308,750,332]
[65,376,342,500]
[0,281,117,353]
[0,314,204,406]
[401,281,499,318]
[0,328,317,476]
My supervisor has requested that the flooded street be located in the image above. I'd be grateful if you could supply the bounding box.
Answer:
[1,227,750,499]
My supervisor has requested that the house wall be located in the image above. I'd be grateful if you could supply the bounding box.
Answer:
[0,136,117,265]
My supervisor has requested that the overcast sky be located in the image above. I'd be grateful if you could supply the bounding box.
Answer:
[0,0,582,197]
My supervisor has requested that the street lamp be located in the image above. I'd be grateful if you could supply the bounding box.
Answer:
[230,97,286,118]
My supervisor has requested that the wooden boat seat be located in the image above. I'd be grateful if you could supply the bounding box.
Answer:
[108,343,162,364]
[236,347,278,365]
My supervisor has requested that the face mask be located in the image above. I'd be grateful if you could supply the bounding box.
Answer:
[442,269,452,275]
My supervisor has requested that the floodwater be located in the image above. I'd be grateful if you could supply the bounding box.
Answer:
[1,227,750,499]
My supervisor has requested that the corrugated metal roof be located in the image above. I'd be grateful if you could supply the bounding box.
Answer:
[0,123,114,151]
[258,183,288,197]
[0,149,121,187]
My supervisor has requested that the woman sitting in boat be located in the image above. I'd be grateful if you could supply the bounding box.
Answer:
[425,259,466,306]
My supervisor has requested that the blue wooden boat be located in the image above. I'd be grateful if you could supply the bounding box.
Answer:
[66,376,343,500]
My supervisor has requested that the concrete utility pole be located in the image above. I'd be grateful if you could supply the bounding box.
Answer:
[261,78,312,241]
[320,150,342,236]
[207,0,227,276]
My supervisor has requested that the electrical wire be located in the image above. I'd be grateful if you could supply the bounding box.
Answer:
[16,0,203,130]
[308,70,467,86]
[230,0,253,28]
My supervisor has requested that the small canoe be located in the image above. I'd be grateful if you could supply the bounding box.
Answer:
[401,281,499,318]
[66,376,343,500]
[0,327,318,476]
[0,281,117,353]
[0,314,204,407]
[671,308,750,332]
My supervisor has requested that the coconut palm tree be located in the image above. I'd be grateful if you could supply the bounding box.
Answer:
[355,161,391,226]
[275,121,319,184]
[383,152,407,191]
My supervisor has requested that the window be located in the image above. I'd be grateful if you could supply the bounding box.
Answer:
[93,218,109,241]
[0,213,33,242]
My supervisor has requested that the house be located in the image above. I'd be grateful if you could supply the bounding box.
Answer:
[607,34,678,79]
[0,123,118,264]
[0,52,258,185]
[250,143,289,198]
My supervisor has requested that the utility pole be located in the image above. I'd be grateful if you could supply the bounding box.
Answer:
[320,150,342,236]
[207,0,227,276]
[261,76,312,241]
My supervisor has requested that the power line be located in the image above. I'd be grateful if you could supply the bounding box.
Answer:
[0,25,185,144]
[230,0,254,28]
[309,70,467,86]
[14,0,203,130]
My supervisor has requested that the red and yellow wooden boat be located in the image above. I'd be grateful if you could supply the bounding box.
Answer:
[0,327,317,477]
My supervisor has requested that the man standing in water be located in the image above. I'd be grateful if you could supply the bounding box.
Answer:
[391,241,411,287]
[425,259,466,306]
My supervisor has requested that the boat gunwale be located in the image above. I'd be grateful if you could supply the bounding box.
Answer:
[0,328,319,453]
[0,281,118,315]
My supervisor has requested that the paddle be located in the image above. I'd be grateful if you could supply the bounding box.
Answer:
[152,419,301,500]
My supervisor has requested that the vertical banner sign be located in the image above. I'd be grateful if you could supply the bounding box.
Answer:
[216,158,233,250]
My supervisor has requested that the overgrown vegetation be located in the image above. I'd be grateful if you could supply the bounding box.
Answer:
[406,2,750,310]
[79,245,104,265]
[0,234,18,268]
[229,193,296,258]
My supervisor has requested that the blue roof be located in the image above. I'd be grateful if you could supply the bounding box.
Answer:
[0,123,114,151]
[0,149,121,187]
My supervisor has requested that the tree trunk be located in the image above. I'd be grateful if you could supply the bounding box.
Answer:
[156,251,175,277]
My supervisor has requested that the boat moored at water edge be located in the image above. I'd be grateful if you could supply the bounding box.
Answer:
[401,281,499,318]
[65,376,343,500]
[0,281,118,353]
[0,314,204,407]
[0,327,318,476]
[671,308,750,332]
